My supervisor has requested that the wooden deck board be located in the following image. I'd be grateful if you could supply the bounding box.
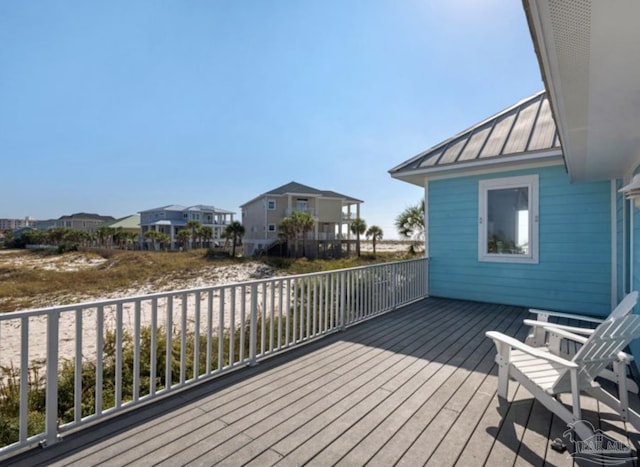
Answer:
[4,297,639,467]
[278,301,506,466]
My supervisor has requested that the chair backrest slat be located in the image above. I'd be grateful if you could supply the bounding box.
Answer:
[553,314,640,390]
[610,291,639,319]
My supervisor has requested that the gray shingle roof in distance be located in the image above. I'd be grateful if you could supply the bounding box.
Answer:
[245,181,363,204]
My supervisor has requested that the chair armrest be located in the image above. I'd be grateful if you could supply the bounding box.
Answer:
[528,308,605,324]
[541,326,589,344]
[617,350,634,363]
[486,331,579,368]
[523,319,595,336]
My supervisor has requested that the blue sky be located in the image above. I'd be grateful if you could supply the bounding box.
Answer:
[0,1,543,238]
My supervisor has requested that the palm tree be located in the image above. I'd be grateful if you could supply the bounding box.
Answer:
[291,211,315,257]
[186,220,202,249]
[96,226,115,248]
[365,225,384,256]
[157,232,172,251]
[200,226,213,249]
[225,221,245,257]
[395,199,425,254]
[112,227,128,249]
[123,231,138,250]
[177,229,191,251]
[144,230,161,251]
[48,227,70,246]
[350,218,367,257]
[277,217,295,257]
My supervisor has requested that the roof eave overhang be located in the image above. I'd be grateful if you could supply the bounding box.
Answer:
[523,0,640,182]
[390,149,564,186]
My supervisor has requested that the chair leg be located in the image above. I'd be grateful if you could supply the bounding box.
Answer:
[586,385,640,431]
[497,363,509,399]
[496,342,510,399]
[599,366,639,395]
[615,361,629,422]
[510,369,593,441]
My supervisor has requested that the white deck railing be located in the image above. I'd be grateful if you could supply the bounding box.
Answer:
[0,257,428,457]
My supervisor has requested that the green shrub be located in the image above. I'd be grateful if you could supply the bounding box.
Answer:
[57,242,79,254]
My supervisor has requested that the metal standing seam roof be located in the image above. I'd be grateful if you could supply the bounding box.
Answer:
[389,91,562,181]
[102,214,141,230]
[139,205,234,214]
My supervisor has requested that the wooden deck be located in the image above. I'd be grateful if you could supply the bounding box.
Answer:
[6,297,640,466]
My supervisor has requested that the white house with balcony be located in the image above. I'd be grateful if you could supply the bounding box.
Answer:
[139,204,235,250]
[240,181,363,257]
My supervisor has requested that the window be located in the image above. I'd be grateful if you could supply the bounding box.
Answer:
[479,175,538,263]
[267,199,276,210]
[268,224,276,232]
[296,198,308,212]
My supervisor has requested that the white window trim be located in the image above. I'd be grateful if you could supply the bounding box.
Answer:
[267,199,276,210]
[478,174,539,264]
[268,224,276,232]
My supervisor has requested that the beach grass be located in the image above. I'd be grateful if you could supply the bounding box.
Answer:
[0,248,413,312]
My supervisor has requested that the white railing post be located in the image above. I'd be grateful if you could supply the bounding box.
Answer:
[249,282,258,365]
[44,311,60,447]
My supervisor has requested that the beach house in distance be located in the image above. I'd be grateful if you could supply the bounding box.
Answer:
[139,204,234,250]
[390,0,640,371]
[240,181,363,258]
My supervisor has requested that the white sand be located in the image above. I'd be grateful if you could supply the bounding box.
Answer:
[0,256,280,368]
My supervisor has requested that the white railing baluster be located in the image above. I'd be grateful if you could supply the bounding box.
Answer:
[329,274,334,330]
[206,291,213,373]
[293,277,299,343]
[44,311,59,447]
[218,287,225,370]
[150,298,157,397]
[19,317,28,443]
[74,309,82,422]
[194,291,201,380]
[249,283,258,365]
[304,277,311,339]
[133,301,141,401]
[239,285,245,363]
[323,275,328,333]
[165,297,173,390]
[286,279,292,346]
[277,280,283,349]
[229,288,235,367]
[115,303,123,408]
[261,282,266,355]
[96,306,104,415]
[269,282,275,352]
[340,271,346,330]
[180,293,187,385]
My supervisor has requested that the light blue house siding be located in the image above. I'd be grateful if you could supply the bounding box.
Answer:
[428,164,612,314]
[629,176,640,369]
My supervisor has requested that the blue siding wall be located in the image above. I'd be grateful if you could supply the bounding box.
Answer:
[428,164,611,315]
[630,188,640,371]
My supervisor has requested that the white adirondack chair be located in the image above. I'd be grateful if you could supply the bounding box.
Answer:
[525,291,639,394]
[486,314,640,441]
